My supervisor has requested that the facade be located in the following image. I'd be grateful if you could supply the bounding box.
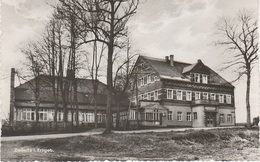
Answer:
[129,55,236,128]
[10,73,128,126]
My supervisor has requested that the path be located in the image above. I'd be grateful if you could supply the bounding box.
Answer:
[1,126,243,142]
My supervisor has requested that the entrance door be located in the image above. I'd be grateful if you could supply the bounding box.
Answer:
[206,112,216,127]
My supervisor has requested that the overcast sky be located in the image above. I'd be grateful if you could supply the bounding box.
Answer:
[1,0,259,122]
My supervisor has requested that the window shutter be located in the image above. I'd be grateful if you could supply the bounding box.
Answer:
[183,91,186,100]
[207,75,210,83]
[191,73,194,82]
[216,94,219,102]
[192,91,195,100]
[224,95,226,103]
[173,90,176,100]
[200,74,202,83]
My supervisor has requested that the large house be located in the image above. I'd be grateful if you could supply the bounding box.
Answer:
[9,71,128,127]
[128,55,236,128]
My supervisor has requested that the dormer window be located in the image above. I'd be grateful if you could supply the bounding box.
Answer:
[202,74,208,84]
[195,73,200,83]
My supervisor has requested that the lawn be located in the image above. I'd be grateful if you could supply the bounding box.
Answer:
[1,127,259,161]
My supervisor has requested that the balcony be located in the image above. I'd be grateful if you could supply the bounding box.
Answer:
[192,99,219,106]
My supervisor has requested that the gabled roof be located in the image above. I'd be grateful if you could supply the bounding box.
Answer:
[137,55,234,87]
[139,55,191,82]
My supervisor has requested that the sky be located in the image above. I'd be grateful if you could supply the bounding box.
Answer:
[1,0,259,122]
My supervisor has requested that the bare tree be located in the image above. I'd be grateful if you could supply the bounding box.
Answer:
[59,0,139,133]
[20,43,45,123]
[113,39,137,129]
[215,10,258,127]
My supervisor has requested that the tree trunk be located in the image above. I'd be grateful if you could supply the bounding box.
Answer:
[94,88,98,128]
[104,45,113,134]
[116,98,120,130]
[246,71,251,127]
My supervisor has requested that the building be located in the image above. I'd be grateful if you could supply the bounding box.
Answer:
[10,72,128,127]
[129,55,235,128]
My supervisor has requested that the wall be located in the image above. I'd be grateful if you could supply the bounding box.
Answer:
[164,102,192,127]
[218,107,235,126]
[192,106,205,127]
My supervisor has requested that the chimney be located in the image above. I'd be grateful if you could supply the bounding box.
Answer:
[170,55,174,66]
[165,56,169,63]
[9,68,15,126]
[197,59,202,62]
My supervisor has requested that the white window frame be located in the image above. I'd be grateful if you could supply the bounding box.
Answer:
[220,114,225,123]
[187,112,191,121]
[186,91,192,101]
[141,77,144,86]
[195,73,200,83]
[147,75,151,84]
[176,90,183,100]
[202,74,208,84]
[227,114,232,123]
[168,111,173,120]
[193,112,197,120]
[154,91,158,100]
[226,95,231,104]
[167,89,173,99]
[86,112,94,123]
[210,93,216,100]
[147,92,151,100]
[39,109,48,121]
[177,112,182,121]
[219,94,224,103]
[202,92,208,100]
[195,92,201,100]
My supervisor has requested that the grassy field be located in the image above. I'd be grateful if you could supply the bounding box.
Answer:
[1,127,259,161]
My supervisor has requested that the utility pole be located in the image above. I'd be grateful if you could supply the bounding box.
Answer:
[9,68,15,126]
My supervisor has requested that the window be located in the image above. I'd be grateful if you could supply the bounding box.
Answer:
[195,92,201,100]
[147,93,151,100]
[202,92,208,100]
[21,108,35,121]
[154,91,158,100]
[220,114,225,123]
[97,113,102,123]
[130,110,136,120]
[151,92,154,101]
[187,112,191,121]
[227,114,232,123]
[219,94,224,103]
[195,73,200,83]
[86,112,94,122]
[151,75,154,82]
[168,111,173,120]
[153,110,159,120]
[147,75,151,83]
[17,109,22,121]
[176,90,182,100]
[82,113,85,122]
[210,93,216,100]
[145,112,153,120]
[154,76,158,81]
[141,77,144,86]
[58,111,63,121]
[226,95,231,104]
[167,89,173,99]
[39,109,48,121]
[177,112,182,121]
[186,91,192,101]
[193,112,197,120]
[202,74,208,84]
[144,75,147,84]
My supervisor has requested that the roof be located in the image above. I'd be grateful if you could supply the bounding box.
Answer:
[141,104,168,110]
[138,55,234,87]
[14,75,129,106]
[141,55,191,82]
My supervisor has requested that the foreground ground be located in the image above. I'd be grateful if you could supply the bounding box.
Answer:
[1,127,259,161]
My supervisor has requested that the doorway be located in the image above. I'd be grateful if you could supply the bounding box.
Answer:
[205,112,216,127]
